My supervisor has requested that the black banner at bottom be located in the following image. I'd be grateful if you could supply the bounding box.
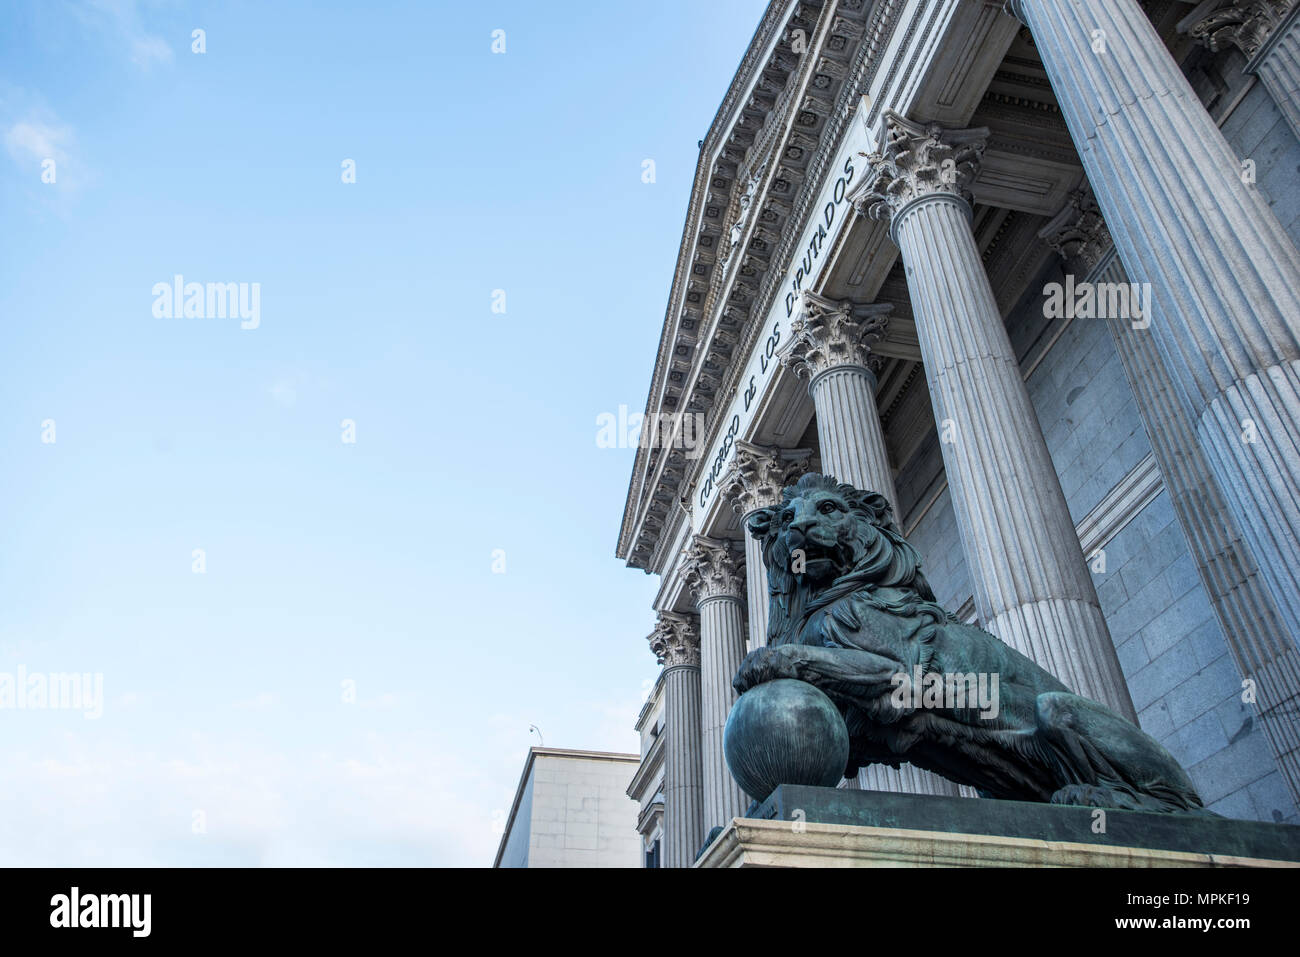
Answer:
[0,865,1289,944]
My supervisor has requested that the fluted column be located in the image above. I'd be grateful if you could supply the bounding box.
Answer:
[720,442,813,650]
[683,538,749,835]
[1186,1,1300,142]
[859,111,1136,721]
[649,613,704,868]
[1007,0,1300,658]
[782,289,964,796]
[783,292,898,504]
[1042,189,1300,806]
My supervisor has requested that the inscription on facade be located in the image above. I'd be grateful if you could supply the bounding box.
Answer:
[693,119,871,523]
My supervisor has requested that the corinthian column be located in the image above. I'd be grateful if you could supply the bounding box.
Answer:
[1185,0,1300,141]
[649,612,703,868]
[720,442,813,650]
[859,111,1136,721]
[683,537,748,835]
[781,287,964,797]
[782,292,898,505]
[1006,0,1300,659]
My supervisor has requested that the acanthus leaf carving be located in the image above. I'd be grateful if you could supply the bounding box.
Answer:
[720,442,815,515]
[683,536,746,603]
[1038,187,1113,274]
[648,611,701,667]
[1185,0,1296,59]
[781,291,893,380]
[855,110,989,224]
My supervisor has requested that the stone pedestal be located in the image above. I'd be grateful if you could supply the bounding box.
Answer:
[696,785,1300,868]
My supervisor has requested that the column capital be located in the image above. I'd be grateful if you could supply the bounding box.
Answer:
[683,536,746,604]
[781,291,892,382]
[855,111,989,230]
[720,442,814,516]
[649,612,700,668]
[1038,187,1113,274]
[1183,0,1296,59]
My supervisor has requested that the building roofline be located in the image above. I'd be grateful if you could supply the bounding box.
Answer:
[492,746,640,867]
[616,0,801,566]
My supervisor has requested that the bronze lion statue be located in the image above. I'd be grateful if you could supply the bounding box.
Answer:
[732,473,1209,814]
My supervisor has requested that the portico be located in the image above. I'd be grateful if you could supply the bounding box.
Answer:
[621,0,1300,865]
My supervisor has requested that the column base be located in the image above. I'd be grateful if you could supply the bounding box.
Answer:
[856,763,962,797]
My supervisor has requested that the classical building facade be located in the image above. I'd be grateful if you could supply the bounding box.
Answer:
[617,0,1300,868]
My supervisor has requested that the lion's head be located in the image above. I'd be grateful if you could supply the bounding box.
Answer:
[747,473,938,644]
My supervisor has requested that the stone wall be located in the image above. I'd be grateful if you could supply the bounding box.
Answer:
[497,767,534,868]
[1214,60,1300,244]
[525,755,643,868]
[1095,492,1298,822]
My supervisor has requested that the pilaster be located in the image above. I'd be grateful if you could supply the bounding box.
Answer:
[1185,1,1300,141]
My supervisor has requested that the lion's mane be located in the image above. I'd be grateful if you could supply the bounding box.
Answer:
[748,473,957,649]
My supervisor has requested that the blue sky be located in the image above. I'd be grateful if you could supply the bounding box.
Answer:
[0,0,768,866]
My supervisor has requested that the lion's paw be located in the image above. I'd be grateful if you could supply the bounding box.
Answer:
[732,646,798,694]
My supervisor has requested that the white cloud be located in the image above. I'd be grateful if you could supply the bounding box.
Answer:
[4,120,70,164]
[128,33,173,69]
[1,101,88,197]
[74,0,174,69]
[0,731,503,867]
[270,380,298,408]
[232,692,280,711]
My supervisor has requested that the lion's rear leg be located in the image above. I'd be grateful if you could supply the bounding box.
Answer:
[1034,692,1208,814]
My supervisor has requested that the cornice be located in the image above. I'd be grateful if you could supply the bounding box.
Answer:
[626,731,666,804]
[617,0,815,568]
[619,0,906,571]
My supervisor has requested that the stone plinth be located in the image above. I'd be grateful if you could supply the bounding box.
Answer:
[695,785,1300,868]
